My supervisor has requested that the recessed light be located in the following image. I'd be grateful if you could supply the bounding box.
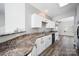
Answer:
[58,3,69,7]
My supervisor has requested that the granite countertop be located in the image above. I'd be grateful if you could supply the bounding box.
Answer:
[0,32,26,43]
[0,31,56,56]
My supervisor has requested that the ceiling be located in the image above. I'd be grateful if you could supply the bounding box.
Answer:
[30,3,78,17]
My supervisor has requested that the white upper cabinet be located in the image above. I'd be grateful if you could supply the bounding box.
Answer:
[46,20,55,28]
[31,13,55,28]
[46,20,50,28]
[54,26,58,31]
[31,13,42,28]
[42,17,48,23]
[50,21,55,28]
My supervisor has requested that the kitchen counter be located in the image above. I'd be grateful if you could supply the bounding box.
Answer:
[0,32,26,43]
[0,31,56,56]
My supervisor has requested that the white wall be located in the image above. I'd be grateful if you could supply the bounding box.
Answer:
[58,16,74,36]
[53,9,75,36]
[5,3,25,34]
[0,26,5,35]
[0,4,5,35]
[53,10,75,22]
[0,14,5,35]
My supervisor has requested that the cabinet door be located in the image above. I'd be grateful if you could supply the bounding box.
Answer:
[46,20,51,28]
[46,20,55,28]
[51,21,55,28]
[48,35,52,46]
[31,14,42,28]
[44,36,49,49]
[31,45,37,56]
[45,35,52,49]
[35,38,42,55]
[41,37,46,52]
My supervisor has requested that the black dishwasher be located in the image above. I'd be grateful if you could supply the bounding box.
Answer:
[52,33,55,44]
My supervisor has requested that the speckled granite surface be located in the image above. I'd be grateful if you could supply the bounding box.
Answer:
[0,32,55,56]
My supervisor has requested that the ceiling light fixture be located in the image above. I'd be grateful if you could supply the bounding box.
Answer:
[58,3,69,7]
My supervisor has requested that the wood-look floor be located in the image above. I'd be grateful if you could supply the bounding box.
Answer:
[40,35,78,56]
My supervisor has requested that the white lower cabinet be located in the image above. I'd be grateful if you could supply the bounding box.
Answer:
[48,35,52,47]
[27,45,37,56]
[41,37,46,52]
[31,45,37,56]
[45,35,52,49]
[27,34,52,56]
[27,52,32,56]
[35,38,42,55]
[44,36,49,49]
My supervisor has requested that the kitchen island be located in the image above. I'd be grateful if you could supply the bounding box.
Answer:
[0,31,56,56]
